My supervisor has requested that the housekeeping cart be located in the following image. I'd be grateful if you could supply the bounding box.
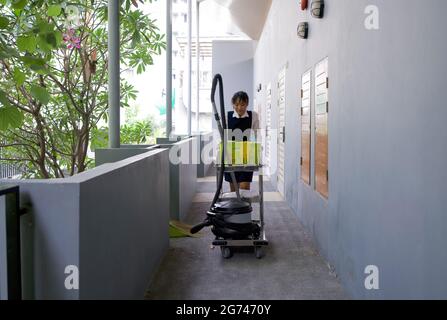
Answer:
[190,74,268,259]
[212,163,269,259]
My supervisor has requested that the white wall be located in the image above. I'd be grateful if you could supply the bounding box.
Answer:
[255,0,447,299]
[211,40,256,157]
[212,40,256,113]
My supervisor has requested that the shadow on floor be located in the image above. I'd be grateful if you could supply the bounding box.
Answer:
[146,175,348,300]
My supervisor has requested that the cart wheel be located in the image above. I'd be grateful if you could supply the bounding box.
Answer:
[255,246,264,259]
[221,246,233,259]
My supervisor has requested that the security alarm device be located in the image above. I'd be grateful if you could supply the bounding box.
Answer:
[297,22,309,39]
[311,0,325,19]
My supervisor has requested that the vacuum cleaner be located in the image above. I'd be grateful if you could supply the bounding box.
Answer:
[191,74,261,244]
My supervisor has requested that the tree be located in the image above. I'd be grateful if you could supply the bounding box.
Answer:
[91,118,155,150]
[0,0,165,178]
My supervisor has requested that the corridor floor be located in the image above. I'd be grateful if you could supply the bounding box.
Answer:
[146,174,347,300]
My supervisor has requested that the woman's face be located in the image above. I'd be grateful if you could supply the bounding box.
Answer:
[233,100,248,117]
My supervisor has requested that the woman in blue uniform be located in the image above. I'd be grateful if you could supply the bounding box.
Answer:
[225,91,260,191]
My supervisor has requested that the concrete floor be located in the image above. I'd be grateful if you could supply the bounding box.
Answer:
[146,174,348,300]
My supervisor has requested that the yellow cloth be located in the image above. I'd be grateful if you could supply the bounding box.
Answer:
[217,141,261,166]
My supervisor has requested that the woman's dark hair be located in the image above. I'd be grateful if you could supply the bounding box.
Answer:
[232,91,249,105]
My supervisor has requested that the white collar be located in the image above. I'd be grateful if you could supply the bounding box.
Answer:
[233,111,249,119]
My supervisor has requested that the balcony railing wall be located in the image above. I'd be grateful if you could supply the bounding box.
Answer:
[1,148,170,299]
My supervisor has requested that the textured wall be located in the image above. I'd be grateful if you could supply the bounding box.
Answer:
[254,0,447,298]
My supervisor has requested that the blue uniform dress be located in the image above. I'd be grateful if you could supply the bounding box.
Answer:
[224,111,254,184]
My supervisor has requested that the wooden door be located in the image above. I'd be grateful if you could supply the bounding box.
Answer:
[301,70,311,185]
[314,58,329,198]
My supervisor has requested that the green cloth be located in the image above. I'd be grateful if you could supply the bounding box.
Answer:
[169,220,202,238]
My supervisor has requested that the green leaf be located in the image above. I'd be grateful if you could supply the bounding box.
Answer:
[28,36,38,52]
[0,89,11,108]
[47,4,61,17]
[37,34,52,52]
[54,30,63,47]
[11,0,27,10]
[31,65,49,75]
[36,19,53,33]
[21,55,48,74]
[0,106,24,131]
[30,85,50,105]
[45,32,57,48]
[0,51,9,60]
[0,90,23,130]
[90,127,109,151]
[17,35,37,53]
[17,36,27,51]
[2,45,19,58]
[131,31,141,49]
[0,16,9,29]
[13,68,26,86]
[20,55,46,67]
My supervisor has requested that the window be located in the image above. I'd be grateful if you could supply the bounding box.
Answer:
[314,58,329,198]
[300,70,311,185]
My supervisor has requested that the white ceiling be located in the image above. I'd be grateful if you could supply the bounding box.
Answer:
[201,0,272,40]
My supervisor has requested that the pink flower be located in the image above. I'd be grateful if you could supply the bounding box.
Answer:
[63,28,81,49]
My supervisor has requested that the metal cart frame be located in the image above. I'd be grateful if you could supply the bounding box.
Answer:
[211,164,269,259]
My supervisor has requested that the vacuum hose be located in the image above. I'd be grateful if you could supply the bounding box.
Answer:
[190,221,211,235]
[190,74,226,234]
[210,74,226,209]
